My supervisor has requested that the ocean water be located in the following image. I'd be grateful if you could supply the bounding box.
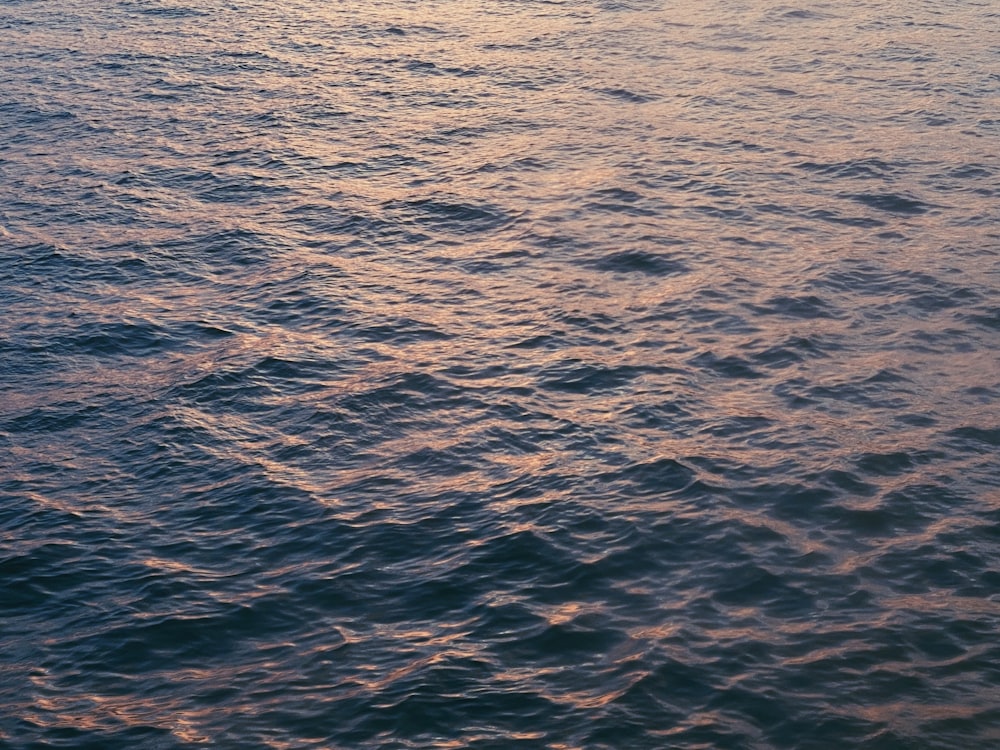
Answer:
[1,0,999,747]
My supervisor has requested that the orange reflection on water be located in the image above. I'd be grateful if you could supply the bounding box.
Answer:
[29,688,213,745]
[854,701,1000,741]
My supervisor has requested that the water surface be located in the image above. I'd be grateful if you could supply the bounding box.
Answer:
[1,0,999,747]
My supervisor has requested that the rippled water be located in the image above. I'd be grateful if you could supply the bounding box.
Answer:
[2,0,999,747]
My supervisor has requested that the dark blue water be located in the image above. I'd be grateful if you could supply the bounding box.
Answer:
[2,0,999,747]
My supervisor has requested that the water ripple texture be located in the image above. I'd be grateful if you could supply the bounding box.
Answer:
[1,0,998,747]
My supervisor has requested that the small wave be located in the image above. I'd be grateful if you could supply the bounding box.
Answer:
[690,351,764,379]
[348,318,450,344]
[713,563,815,614]
[772,8,832,21]
[129,4,208,18]
[814,264,980,316]
[592,87,657,104]
[745,294,839,319]
[946,426,1000,448]
[591,250,688,276]
[384,198,514,234]
[59,320,171,358]
[847,192,935,215]
[538,362,644,394]
[598,457,697,495]
[794,158,897,180]
[805,208,886,228]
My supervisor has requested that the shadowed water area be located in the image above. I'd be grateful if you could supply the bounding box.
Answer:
[1,0,999,747]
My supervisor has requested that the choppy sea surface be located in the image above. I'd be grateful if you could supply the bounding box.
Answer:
[2,0,999,747]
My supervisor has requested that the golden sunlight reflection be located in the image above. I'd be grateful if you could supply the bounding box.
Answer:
[29,689,213,745]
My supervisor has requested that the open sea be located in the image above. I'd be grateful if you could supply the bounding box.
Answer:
[2,0,999,747]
